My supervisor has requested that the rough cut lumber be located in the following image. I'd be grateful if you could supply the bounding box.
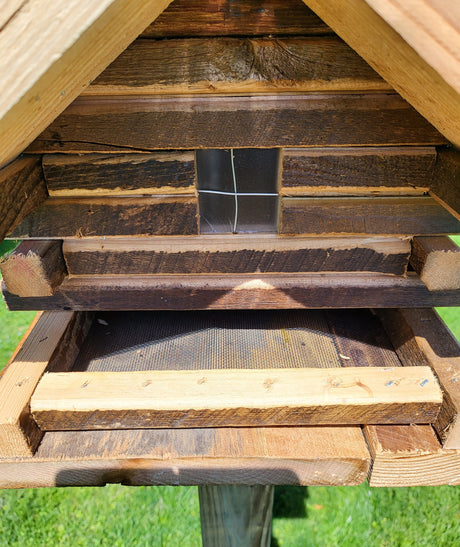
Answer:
[0,0,174,167]
[281,147,435,196]
[8,197,199,238]
[30,367,442,430]
[280,196,460,236]
[85,37,390,96]
[0,311,92,458]
[4,272,460,311]
[410,236,460,291]
[0,426,370,488]
[199,486,273,547]
[0,156,47,242]
[0,240,67,297]
[430,148,460,219]
[301,1,460,147]
[26,94,446,153]
[365,425,460,486]
[376,308,460,449]
[62,236,411,276]
[43,152,196,196]
[142,0,331,38]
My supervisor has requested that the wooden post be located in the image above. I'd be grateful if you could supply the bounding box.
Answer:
[199,485,274,547]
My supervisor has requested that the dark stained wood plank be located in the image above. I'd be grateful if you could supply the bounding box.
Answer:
[43,152,196,196]
[280,196,460,235]
[8,197,199,238]
[141,0,331,38]
[376,308,460,449]
[0,240,67,297]
[86,37,389,96]
[430,147,460,219]
[365,425,460,486]
[4,272,460,311]
[0,426,370,487]
[281,147,435,196]
[0,156,47,242]
[410,236,460,291]
[63,236,411,276]
[26,94,446,153]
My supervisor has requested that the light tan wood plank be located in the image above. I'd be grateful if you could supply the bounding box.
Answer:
[31,366,442,430]
[0,0,173,167]
[302,0,460,146]
[410,236,460,291]
[365,425,460,486]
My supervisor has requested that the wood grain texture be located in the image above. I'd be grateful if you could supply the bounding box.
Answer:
[0,156,47,242]
[26,94,446,153]
[4,272,460,311]
[280,196,460,236]
[410,236,460,291]
[8,197,199,238]
[0,0,173,167]
[376,308,460,449]
[43,152,196,196]
[281,147,435,196]
[365,424,460,486]
[0,311,89,458]
[0,240,67,297]
[0,426,370,487]
[301,0,460,146]
[430,148,460,219]
[62,236,411,276]
[199,485,273,547]
[142,0,331,38]
[85,37,390,96]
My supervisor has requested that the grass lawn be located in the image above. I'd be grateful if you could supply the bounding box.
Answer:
[0,240,459,545]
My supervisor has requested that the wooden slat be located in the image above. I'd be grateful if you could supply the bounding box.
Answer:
[0,426,370,487]
[376,308,460,449]
[43,152,196,197]
[0,156,47,242]
[31,367,441,430]
[0,240,67,297]
[0,311,92,458]
[141,0,331,38]
[8,197,199,238]
[430,148,460,219]
[280,196,460,236]
[410,236,460,291]
[301,0,460,147]
[0,0,173,167]
[365,425,460,486]
[63,236,411,276]
[84,37,390,96]
[281,147,435,196]
[26,94,446,153]
[4,272,460,311]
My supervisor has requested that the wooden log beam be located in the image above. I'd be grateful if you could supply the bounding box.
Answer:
[85,37,390,96]
[410,236,460,291]
[4,273,460,311]
[301,0,460,146]
[30,367,441,430]
[376,308,460,449]
[26,94,446,153]
[0,426,370,488]
[142,0,331,38]
[280,196,460,236]
[42,152,196,197]
[0,0,173,167]
[281,147,435,196]
[63,236,411,276]
[0,156,47,242]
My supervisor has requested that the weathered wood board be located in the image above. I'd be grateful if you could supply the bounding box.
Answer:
[410,236,460,291]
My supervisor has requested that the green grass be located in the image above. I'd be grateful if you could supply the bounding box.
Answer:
[0,240,459,546]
